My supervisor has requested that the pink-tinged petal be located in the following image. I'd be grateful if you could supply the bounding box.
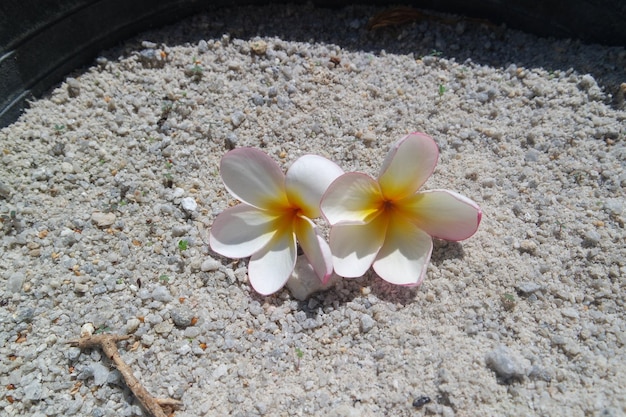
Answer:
[247,228,297,295]
[378,132,439,200]
[209,204,282,258]
[401,189,482,241]
[321,173,383,225]
[373,217,433,286]
[294,216,333,283]
[220,148,289,210]
[285,155,344,218]
[329,213,388,278]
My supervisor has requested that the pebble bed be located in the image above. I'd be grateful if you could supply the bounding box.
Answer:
[1,4,625,416]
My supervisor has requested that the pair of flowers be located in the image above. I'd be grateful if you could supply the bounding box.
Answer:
[209,132,482,295]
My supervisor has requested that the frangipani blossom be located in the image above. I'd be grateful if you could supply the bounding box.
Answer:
[209,148,343,295]
[321,132,482,286]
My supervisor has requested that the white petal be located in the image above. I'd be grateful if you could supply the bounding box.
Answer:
[294,216,333,283]
[378,132,439,200]
[285,155,344,218]
[373,217,433,286]
[248,229,297,295]
[209,204,281,258]
[401,189,482,241]
[329,214,388,278]
[220,148,289,209]
[321,173,383,225]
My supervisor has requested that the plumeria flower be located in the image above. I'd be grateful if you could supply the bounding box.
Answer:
[209,148,344,295]
[321,132,482,286]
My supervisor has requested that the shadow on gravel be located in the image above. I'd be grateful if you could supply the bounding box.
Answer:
[102,4,625,106]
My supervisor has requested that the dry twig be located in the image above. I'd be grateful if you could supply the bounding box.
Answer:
[68,334,183,417]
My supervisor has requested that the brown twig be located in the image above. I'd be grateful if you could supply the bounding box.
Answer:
[68,334,183,417]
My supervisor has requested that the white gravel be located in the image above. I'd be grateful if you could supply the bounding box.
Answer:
[1,3,625,417]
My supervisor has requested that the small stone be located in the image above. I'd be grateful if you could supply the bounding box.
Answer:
[61,162,74,173]
[212,364,229,379]
[80,323,95,337]
[225,132,238,150]
[561,308,580,319]
[178,344,192,355]
[171,308,194,327]
[201,258,221,272]
[518,240,537,255]
[248,301,263,316]
[67,77,81,98]
[250,40,267,55]
[66,398,83,415]
[230,110,246,128]
[485,345,529,382]
[197,39,208,54]
[481,177,496,187]
[91,212,116,228]
[582,230,601,247]
[151,285,172,302]
[142,334,155,346]
[91,362,110,386]
[7,272,26,292]
[0,180,11,199]
[16,307,34,323]
[181,197,197,212]
[184,327,201,338]
[603,199,623,216]
[125,318,141,334]
[251,94,265,106]
[360,314,376,333]
[24,379,43,400]
[154,321,174,334]
[516,282,542,295]
[172,225,190,237]
[361,130,376,146]
[74,282,88,293]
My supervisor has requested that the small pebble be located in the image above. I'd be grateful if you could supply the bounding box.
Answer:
[201,258,221,272]
[67,78,81,97]
[180,197,197,212]
[250,40,267,55]
[516,282,542,295]
[80,323,95,337]
[230,110,246,128]
[171,308,195,327]
[91,212,116,228]
[7,272,26,292]
[151,285,172,302]
[360,314,376,333]
[225,132,238,149]
[485,345,529,382]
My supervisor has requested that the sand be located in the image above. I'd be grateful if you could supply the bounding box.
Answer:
[1,4,625,416]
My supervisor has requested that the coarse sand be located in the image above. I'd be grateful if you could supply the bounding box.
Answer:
[1,3,625,417]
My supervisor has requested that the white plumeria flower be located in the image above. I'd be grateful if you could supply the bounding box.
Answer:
[209,148,344,295]
[321,132,482,286]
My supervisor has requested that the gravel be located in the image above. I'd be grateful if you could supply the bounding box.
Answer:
[1,3,625,416]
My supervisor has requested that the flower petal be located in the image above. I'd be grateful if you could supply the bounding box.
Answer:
[378,132,439,200]
[294,216,333,283]
[209,204,282,258]
[401,189,482,241]
[321,173,383,225]
[220,148,289,209]
[329,213,388,278]
[247,229,297,295]
[285,155,344,218]
[373,217,433,286]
